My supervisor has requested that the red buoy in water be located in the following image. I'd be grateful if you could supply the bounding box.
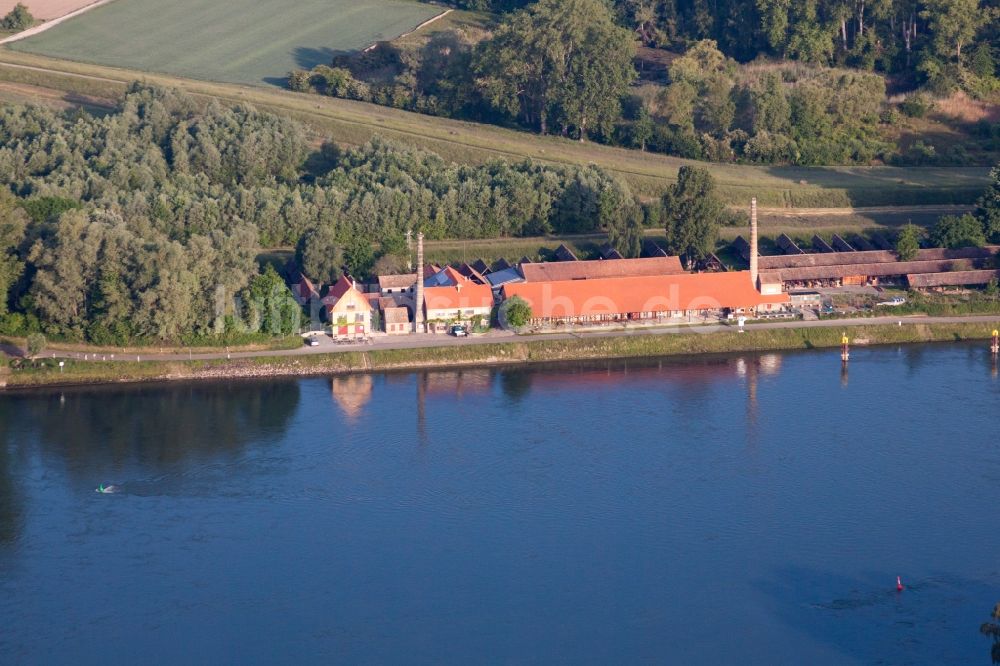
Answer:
[896,576,904,592]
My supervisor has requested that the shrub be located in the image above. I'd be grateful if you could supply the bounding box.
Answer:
[880,107,901,126]
[931,214,986,249]
[900,94,931,118]
[287,70,312,93]
[499,296,532,329]
[26,332,45,358]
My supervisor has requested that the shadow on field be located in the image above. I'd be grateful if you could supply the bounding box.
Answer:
[293,46,348,71]
[261,46,354,86]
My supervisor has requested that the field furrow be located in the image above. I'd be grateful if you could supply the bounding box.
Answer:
[9,0,442,85]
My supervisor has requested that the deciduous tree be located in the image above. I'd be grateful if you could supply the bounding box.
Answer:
[662,166,724,261]
[895,223,923,260]
[931,213,986,248]
[475,0,635,138]
[977,166,1000,242]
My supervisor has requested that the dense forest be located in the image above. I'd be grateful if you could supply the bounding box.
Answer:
[445,0,999,81]
[290,0,1000,165]
[0,84,637,344]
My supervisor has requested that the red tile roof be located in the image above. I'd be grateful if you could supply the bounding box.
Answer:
[383,307,411,325]
[323,275,360,304]
[377,273,417,290]
[424,284,494,311]
[502,272,787,318]
[520,256,685,282]
[906,269,1000,288]
[293,275,320,300]
[759,246,998,270]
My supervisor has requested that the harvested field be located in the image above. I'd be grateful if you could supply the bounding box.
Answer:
[0,0,94,20]
[10,0,442,85]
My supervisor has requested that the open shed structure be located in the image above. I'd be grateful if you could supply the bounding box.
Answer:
[760,247,999,288]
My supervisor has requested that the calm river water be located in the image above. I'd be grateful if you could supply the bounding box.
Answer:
[2,344,999,664]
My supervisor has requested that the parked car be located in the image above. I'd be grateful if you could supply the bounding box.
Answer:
[877,296,906,306]
[304,336,321,347]
[450,325,467,337]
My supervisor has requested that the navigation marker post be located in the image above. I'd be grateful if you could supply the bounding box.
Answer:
[991,329,998,355]
[841,333,849,363]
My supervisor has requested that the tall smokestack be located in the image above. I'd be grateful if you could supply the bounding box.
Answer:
[406,229,413,272]
[414,232,425,333]
[750,198,759,290]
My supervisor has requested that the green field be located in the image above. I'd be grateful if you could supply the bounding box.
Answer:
[10,0,442,85]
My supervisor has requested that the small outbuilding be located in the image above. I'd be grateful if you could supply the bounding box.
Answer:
[383,306,411,335]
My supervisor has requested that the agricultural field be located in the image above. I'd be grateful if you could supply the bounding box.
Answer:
[9,0,443,85]
[0,0,94,21]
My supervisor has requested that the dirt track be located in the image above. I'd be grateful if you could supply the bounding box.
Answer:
[754,204,972,217]
[0,0,114,44]
[0,0,96,21]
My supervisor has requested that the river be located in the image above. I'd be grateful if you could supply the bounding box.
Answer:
[1,344,999,663]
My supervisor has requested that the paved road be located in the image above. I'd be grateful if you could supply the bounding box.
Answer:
[20,314,1000,364]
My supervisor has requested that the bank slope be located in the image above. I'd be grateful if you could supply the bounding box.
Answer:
[0,50,989,206]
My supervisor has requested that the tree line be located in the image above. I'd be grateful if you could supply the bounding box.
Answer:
[0,84,636,344]
[436,0,999,89]
[615,0,999,93]
[290,0,1000,165]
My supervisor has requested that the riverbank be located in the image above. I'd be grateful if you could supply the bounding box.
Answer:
[4,320,999,389]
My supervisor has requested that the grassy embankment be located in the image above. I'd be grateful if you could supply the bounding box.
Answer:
[0,49,988,206]
[0,334,304,357]
[257,204,968,267]
[4,322,997,388]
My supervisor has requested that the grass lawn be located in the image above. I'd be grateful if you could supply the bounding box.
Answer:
[10,0,442,85]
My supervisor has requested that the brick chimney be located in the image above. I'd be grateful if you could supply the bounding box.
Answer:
[414,232,425,333]
[750,197,759,290]
[405,229,413,272]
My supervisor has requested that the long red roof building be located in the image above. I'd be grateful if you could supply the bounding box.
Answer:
[502,271,787,323]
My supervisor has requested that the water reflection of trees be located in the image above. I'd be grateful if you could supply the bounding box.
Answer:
[16,380,301,472]
[0,400,22,545]
[498,368,533,404]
